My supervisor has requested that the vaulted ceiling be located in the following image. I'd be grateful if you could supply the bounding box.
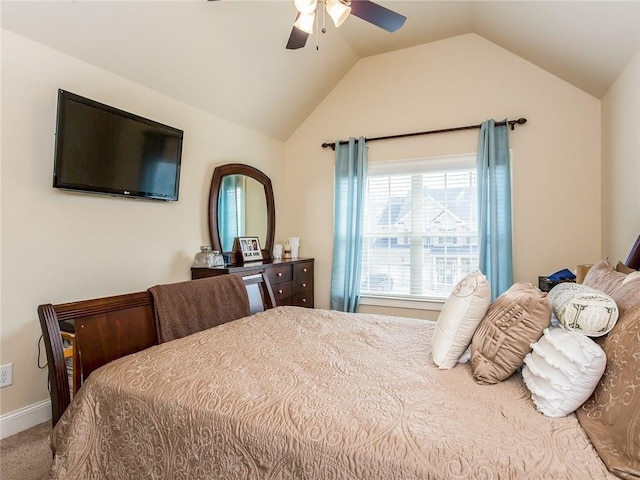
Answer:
[2,1,639,141]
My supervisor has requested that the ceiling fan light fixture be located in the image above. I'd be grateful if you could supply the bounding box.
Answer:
[294,0,318,15]
[326,0,351,27]
[294,11,316,35]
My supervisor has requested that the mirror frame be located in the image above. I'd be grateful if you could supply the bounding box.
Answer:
[208,163,275,262]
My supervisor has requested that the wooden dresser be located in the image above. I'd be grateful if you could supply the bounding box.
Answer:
[191,258,314,308]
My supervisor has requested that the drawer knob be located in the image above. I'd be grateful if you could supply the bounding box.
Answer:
[303,268,308,272]
[301,283,307,288]
[278,289,283,294]
[302,298,307,303]
[277,272,282,277]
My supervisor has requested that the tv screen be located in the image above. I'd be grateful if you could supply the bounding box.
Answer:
[53,89,183,201]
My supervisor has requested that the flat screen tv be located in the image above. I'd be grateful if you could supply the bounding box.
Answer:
[53,89,184,201]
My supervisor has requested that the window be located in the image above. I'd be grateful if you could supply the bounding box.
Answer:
[360,154,478,301]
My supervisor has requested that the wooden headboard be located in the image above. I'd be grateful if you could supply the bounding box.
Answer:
[626,234,640,270]
[39,273,275,427]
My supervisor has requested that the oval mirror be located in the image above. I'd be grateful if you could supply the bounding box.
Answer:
[208,164,275,262]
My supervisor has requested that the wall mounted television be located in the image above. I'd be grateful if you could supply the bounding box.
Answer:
[53,89,184,201]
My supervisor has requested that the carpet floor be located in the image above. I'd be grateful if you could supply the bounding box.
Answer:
[1,422,52,480]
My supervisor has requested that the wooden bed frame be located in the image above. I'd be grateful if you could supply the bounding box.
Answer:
[38,273,275,427]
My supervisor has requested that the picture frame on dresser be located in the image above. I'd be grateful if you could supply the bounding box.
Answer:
[234,236,263,263]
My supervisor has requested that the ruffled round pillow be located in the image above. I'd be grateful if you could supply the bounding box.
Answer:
[522,326,606,417]
[548,283,618,337]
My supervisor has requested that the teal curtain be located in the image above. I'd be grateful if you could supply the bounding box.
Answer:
[219,175,245,252]
[330,137,368,312]
[477,120,513,300]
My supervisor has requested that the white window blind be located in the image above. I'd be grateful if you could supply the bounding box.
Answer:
[360,153,478,300]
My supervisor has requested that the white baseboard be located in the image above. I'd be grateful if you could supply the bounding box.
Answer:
[0,399,51,439]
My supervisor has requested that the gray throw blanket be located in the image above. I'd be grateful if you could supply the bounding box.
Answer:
[149,274,250,343]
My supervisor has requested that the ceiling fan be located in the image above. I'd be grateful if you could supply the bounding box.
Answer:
[207,0,406,50]
[286,0,407,50]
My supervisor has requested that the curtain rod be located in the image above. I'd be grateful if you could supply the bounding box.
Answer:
[321,117,527,150]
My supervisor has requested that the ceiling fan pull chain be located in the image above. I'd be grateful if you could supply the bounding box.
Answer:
[315,9,320,50]
[321,0,327,34]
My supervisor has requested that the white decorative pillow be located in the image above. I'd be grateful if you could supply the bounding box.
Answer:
[432,270,491,369]
[548,283,618,337]
[522,327,606,417]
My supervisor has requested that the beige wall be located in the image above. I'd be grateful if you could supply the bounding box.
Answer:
[282,33,602,313]
[0,30,284,416]
[601,50,640,262]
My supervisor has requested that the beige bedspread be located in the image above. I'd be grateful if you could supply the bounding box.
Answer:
[50,307,615,479]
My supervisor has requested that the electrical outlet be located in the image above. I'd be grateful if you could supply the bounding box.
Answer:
[0,364,13,388]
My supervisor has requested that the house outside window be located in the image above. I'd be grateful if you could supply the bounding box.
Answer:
[360,154,478,301]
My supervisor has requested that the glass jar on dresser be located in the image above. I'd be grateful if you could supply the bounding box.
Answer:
[191,258,314,308]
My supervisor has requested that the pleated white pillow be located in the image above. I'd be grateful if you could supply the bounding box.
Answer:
[522,326,606,417]
[432,270,491,369]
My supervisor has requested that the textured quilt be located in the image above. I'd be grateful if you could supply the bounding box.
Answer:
[49,306,614,479]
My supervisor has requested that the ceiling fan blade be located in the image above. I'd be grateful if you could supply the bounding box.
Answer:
[286,23,309,50]
[349,0,406,33]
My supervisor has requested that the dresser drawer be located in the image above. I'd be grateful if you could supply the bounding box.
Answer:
[291,291,314,308]
[265,264,293,285]
[271,281,292,305]
[292,262,314,294]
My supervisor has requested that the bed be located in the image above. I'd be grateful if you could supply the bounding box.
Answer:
[39,251,640,479]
